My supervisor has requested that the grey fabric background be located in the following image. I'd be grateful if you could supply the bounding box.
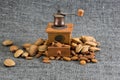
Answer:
[0,0,120,80]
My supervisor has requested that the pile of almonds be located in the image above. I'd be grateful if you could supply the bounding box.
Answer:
[70,36,100,65]
[2,35,100,67]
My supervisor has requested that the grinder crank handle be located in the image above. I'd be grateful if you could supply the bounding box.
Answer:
[61,9,84,17]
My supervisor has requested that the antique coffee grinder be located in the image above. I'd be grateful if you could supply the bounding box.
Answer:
[46,9,84,57]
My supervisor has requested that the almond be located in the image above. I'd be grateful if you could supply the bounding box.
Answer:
[80,36,96,43]
[4,59,15,67]
[10,45,19,52]
[43,39,50,45]
[49,56,55,60]
[72,38,82,44]
[57,50,61,56]
[89,47,100,52]
[54,42,63,47]
[91,59,98,63]
[80,60,86,65]
[42,59,51,63]
[38,45,47,52]
[85,55,95,59]
[75,44,83,53]
[86,60,91,63]
[29,45,38,57]
[96,42,100,46]
[43,51,48,56]
[71,42,77,48]
[81,45,90,53]
[71,50,77,56]
[26,57,33,60]
[79,56,88,61]
[21,52,29,58]
[35,51,43,58]
[2,40,13,46]
[85,41,97,47]
[34,38,44,46]
[25,47,30,52]
[63,57,71,61]
[14,49,24,58]
[77,9,84,16]
[22,43,31,49]
[51,42,55,46]
[62,44,70,47]
[71,56,78,60]
[90,52,95,55]
[56,56,61,60]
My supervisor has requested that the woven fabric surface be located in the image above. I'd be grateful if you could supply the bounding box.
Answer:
[0,0,120,80]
